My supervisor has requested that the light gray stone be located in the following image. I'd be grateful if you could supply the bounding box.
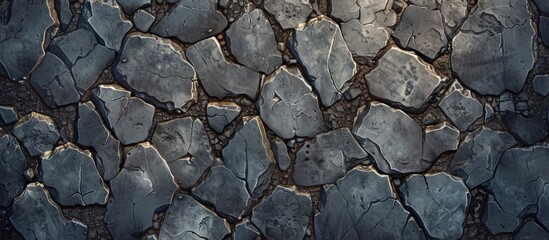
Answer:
[439,83,483,131]
[264,0,312,29]
[133,9,155,32]
[80,0,133,51]
[271,138,291,171]
[341,19,390,61]
[206,102,241,133]
[13,112,60,157]
[0,134,27,208]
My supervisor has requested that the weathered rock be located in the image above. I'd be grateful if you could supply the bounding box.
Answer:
[10,183,87,240]
[80,0,132,51]
[0,134,27,208]
[485,103,495,122]
[251,186,312,240]
[0,106,18,125]
[365,46,447,112]
[537,184,549,231]
[439,83,483,131]
[117,0,150,14]
[133,9,155,32]
[263,0,312,29]
[55,0,72,30]
[341,20,390,61]
[257,66,324,139]
[207,102,241,133]
[115,33,197,112]
[38,143,109,206]
[13,112,60,157]
[271,138,291,171]
[514,220,549,240]
[159,194,230,240]
[151,0,227,43]
[503,112,548,146]
[186,37,262,100]
[344,87,361,100]
[452,0,535,95]
[292,128,368,186]
[399,173,470,239]
[533,74,549,97]
[422,122,460,162]
[482,195,521,234]
[222,116,275,198]
[329,0,396,25]
[288,16,357,107]
[219,0,231,8]
[234,219,261,240]
[541,16,549,47]
[106,143,178,239]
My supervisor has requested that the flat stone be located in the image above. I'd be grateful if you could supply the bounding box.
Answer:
[9,183,87,240]
[0,0,58,82]
[133,9,155,32]
[541,16,549,47]
[0,134,27,208]
[329,0,396,25]
[537,184,549,231]
[13,112,60,157]
[344,87,362,100]
[439,83,483,131]
[222,116,275,198]
[234,219,261,240]
[151,0,227,43]
[533,74,549,97]
[159,194,230,240]
[449,127,516,189]
[0,106,18,125]
[533,0,549,14]
[288,16,357,107]
[106,143,178,239]
[257,66,324,139]
[399,173,470,239]
[485,103,495,122]
[55,0,73,30]
[514,221,549,240]
[452,0,535,95]
[226,9,282,74]
[422,122,460,162]
[80,0,132,51]
[293,128,368,186]
[192,165,252,221]
[365,46,446,112]
[251,186,312,240]
[117,0,150,14]
[115,33,197,112]
[341,19,390,61]
[271,138,291,171]
[353,102,426,175]
[186,37,261,100]
[263,0,312,29]
[482,195,521,234]
[439,0,468,35]
[207,102,241,133]
[503,112,548,146]
[38,143,109,206]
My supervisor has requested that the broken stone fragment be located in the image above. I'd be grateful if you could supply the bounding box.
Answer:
[0,106,18,125]
[115,33,197,112]
[514,221,549,240]
[79,0,132,51]
[533,74,549,97]
[116,0,150,14]
[151,0,227,43]
[10,183,88,240]
[503,112,548,146]
[206,102,241,133]
[439,83,483,131]
[55,0,73,31]
[133,9,155,32]
[186,37,262,100]
[270,138,291,171]
[541,16,549,47]
[0,134,27,208]
[481,195,521,234]
[234,219,261,240]
[13,112,60,157]
[38,143,109,206]
[288,16,357,107]
[292,128,368,186]
[251,186,312,240]
[257,66,324,139]
[485,103,495,122]
[329,0,395,25]
[422,122,460,163]
[341,20,390,62]
[263,0,312,29]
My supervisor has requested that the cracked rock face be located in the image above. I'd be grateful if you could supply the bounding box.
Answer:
[257,66,324,139]
[0,105,18,125]
[106,143,178,240]
[251,186,312,240]
[226,8,282,74]
[503,112,548,146]
[0,134,27,208]
[481,195,521,234]
[341,19,391,61]
[0,0,58,82]
[80,0,132,51]
[115,33,197,112]
[271,138,291,171]
[288,16,357,107]
[38,143,109,206]
[151,0,227,43]
[514,220,549,239]
[159,194,230,240]
[263,0,312,29]
[13,112,60,157]
[207,102,241,133]
[234,219,261,240]
[422,122,460,163]
[329,0,395,25]
[186,37,262,100]
[365,46,447,112]
[399,173,470,240]
[439,83,483,131]
[452,0,535,95]
[116,0,150,14]
[292,128,368,186]
[10,183,88,240]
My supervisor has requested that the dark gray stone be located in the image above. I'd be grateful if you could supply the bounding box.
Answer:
[9,183,87,240]
[344,87,361,100]
[271,138,291,171]
[485,103,495,122]
[537,184,549,231]
[251,186,312,240]
[541,16,549,47]
[133,9,155,32]
[234,219,261,240]
[329,0,396,25]
[0,106,18,125]
[263,0,312,29]
[533,74,549,97]
[0,134,27,208]
[439,83,483,131]
[422,122,459,162]
[293,128,368,186]
[482,195,521,234]
[186,37,262,100]
[533,0,549,14]
[513,221,549,240]
[117,0,150,14]
[13,112,60,157]
[219,0,231,8]
[257,66,324,139]
[341,19,390,61]
[206,102,241,133]
[79,0,132,51]
[503,112,548,146]
[55,0,73,30]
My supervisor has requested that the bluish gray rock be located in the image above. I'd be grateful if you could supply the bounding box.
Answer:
[13,112,60,157]
[55,0,73,30]
[422,122,460,162]
[206,102,241,133]
[485,103,495,122]
[540,16,549,47]
[79,0,132,51]
[234,219,261,240]
[513,221,549,240]
[270,138,291,171]
[503,112,548,146]
[117,0,150,14]
[0,134,27,208]
[533,74,549,97]
[439,83,483,131]
[0,106,18,125]
[263,0,312,29]
[133,9,155,32]
[482,195,521,234]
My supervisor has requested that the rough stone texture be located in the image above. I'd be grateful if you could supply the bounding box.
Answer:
[422,122,460,162]
[207,102,241,133]
[115,33,197,112]
[485,103,495,122]
[80,0,133,51]
[292,128,368,186]
[365,46,446,112]
[288,16,357,107]
[482,195,521,234]
[353,102,426,175]
[329,0,396,25]
[341,19,390,61]
[106,143,178,240]
[263,0,312,29]
[257,66,324,139]
[226,8,282,74]
[251,186,312,240]
[0,106,18,125]
[533,74,549,97]
[541,16,549,47]
[234,219,261,240]
[186,37,262,100]
[537,184,549,231]
[222,116,275,198]
[117,0,150,14]
[399,173,470,239]
[55,0,72,31]
[38,143,109,206]
[271,138,291,171]
[133,9,155,32]
[9,183,88,240]
[0,134,27,208]
[439,83,483,131]
[452,0,535,95]
[503,112,548,146]
[13,112,60,157]
[159,194,230,240]
[151,0,227,43]
[513,221,549,240]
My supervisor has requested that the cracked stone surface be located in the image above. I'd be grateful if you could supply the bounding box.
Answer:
[399,173,470,240]
[133,9,155,32]
[257,65,324,139]
[263,0,312,29]
[422,122,460,163]
[270,138,291,171]
[292,128,368,186]
[13,112,60,157]
[0,105,18,125]
[105,143,178,240]
[37,143,109,206]
[439,83,484,131]
[233,219,261,240]
[514,220,549,240]
[55,0,72,31]
[0,134,27,208]
[116,0,150,15]
[9,183,88,240]
[503,112,548,146]
[207,101,241,133]
[251,186,312,240]
[482,195,521,234]
[533,74,549,97]
[115,33,197,112]
[80,0,132,51]
[341,19,391,61]
[329,0,396,25]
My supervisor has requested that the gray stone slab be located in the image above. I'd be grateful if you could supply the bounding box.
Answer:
[513,221,549,240]
[439,83,483,131]
[270,138,291,171]
[79,0,132,51]
[55,0,73,31]
[541,16,549,47]
[206,102,241,133]
[533,0,549,15]
[234,219,261,240]
[0,134,27,208]
[13,112,60,157]
[0,106,18,125]
[341,19,390,61]
[117,0,150,14]
[263,0,312,29]
[533,74,549,97]
[537,184,549,232]
[329,0,396,25]
[485,103,495,122]
[133,9,155,32]
[422,122,460,163]
[482,195,521,234]
[503,112,548,146]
